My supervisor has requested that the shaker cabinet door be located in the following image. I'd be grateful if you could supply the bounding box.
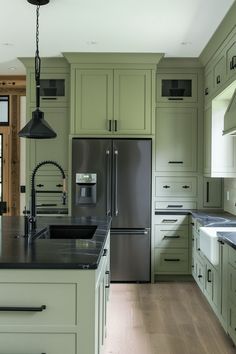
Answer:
[155,107,197,172]
[74,69,113,134]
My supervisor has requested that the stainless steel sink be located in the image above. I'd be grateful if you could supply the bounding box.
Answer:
[37,225,97,240]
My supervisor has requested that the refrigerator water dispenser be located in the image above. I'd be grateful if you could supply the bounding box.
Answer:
[75,173,97,205]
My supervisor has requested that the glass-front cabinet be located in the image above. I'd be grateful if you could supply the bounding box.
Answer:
[156,73,198,103]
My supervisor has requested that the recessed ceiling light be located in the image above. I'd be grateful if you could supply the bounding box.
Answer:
[181,41,192,46]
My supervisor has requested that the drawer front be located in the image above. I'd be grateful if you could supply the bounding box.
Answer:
[154,225,188,248]
[155,201,196,210]
[154,249,189,273]
[0,333,76,354]
[155,177,197,197]
[154,214,188,225]
[229,247,236,269]
[0,283,76,326]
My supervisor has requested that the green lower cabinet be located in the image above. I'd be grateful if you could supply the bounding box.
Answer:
[154,248,189,274]
[204,259,220,313]
[228,302,236,345]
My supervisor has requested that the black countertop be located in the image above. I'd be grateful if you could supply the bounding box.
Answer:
[0,216,111,270]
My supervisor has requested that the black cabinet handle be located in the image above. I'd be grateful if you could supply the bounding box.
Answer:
[114,119,118,132]
[164,258,180,262]
[163,185,170,189]
[197,248,200,251]
[230,56,236,70]
[105,270,110,288]
[182,185,190,189]
[162,219,177,223]
[36,184,44,188]
[191,222,194,226]
[103,248,108,256]
[217,239,225,245]
[108,119,112,132]
[216,75,221,84]
[42,97,57,100]
[163,235,180,239]
[204,88,209,96]
[206,181,210,203]
[207,269,212,283]
[168,161,183,164]
[168,98,183,101]
[56,184,63,188]
[0,305,46,312]
[167,205,183,208]
[198,275,202,279]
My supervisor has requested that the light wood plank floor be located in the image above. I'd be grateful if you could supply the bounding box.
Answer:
[103,283,236,354]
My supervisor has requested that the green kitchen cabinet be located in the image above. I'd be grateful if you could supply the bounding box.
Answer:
[204,258,220,313]
[28,107,69,173]
[226,36,236,80]
[155,107,197,172]
[73,68,152,135]
[203,177,222,208]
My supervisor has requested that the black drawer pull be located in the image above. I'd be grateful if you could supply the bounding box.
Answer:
[56,184,63,187]
[42,97,57,100]
[108,119,112,132]
[163,185,170,189]
[230,56,236,70]
[168,161,183,164]
[167,205,183,208]
[182,185,190,189]
[198,275,202,279]
[191,222,194,226]
[114,119,118,132]
[0,305,46,312]
[162,219,177,223]
[204,88,209,96]
[217,239,225,245]
[163,235,180,239]
[197,248,200,251]
[168,97,183,101]
[103,248,108,256]
[207,269,212,283]
[216,75,221,84]
[164,258,180,262]
[36,184,44,187]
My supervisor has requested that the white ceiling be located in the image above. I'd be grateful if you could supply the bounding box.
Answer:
[0,0,235,75]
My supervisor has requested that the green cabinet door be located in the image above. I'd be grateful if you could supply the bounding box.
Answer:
[203,106,212,175]
[74,69,113,134]
[155,107,197,172]
[114,69,152,134]
[28,107,69,173]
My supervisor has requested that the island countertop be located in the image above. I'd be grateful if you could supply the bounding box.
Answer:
[0,216,111,269]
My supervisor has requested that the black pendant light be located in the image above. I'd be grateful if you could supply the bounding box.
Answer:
[19,0,57,139]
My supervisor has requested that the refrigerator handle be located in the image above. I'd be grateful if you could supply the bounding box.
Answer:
[114,149,118,216]
[106,150,111,216]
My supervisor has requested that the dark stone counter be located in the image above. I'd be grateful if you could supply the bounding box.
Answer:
[0,216,111,269]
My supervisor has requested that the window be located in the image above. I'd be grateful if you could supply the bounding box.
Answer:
[0,96,9,125]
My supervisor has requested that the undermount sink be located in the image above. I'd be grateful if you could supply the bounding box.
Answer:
[199,226,236,266]
[37,225,97,240]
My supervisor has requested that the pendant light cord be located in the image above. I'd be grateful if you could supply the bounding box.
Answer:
[35,3,41,108]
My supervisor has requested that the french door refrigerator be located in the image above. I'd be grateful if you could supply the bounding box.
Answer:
[72,138,151,282]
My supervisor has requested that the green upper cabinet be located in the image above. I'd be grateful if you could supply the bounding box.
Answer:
[213,53,226,91]
[226,37,236,79]
[113,69,151,134]
[74,69,113,134]
[155,107,197,172]
[74,68,152,135]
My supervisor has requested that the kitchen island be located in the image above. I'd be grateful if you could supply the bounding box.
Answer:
[0,215,111,354]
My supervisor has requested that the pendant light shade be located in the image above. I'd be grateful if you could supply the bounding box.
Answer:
[19,109,56,139]
[18,0,57,139]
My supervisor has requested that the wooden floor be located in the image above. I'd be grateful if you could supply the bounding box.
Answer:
[103,283,236,354]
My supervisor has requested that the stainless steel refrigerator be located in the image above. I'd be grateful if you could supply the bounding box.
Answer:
[72,138,151,282]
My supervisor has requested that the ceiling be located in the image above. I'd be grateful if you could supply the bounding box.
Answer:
[0,0,235,75]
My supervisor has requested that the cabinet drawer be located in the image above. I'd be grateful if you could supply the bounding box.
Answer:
[155,177,197,197]
[154,249,189,273]
[229,247,236,269]
[0,283,76,326]
[154,225,188,248]
[155,201,196,210]
[154,214,188,225]
[0,333,76,354]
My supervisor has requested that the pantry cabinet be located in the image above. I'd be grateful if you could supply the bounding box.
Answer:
[155,107,198,172]
[73,68,152,135]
